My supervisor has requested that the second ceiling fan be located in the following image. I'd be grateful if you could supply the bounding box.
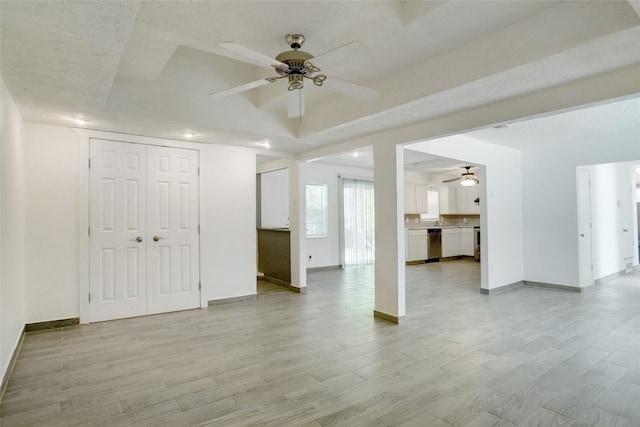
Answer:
[210,34,380,118]
[442,166,480,187]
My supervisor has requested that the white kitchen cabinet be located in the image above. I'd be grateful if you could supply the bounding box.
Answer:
[439,187,457,214]
[406,229,428,261]
[453,186,480,214]
[466,186,480,213]
[404,184,416,213]
[416,185,428,213]
[460,228,474,256]
[404,184,428,213]
[441,228,461,257]
[455,188,467,213]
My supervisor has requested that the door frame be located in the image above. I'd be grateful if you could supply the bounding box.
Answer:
[577,167,594,288]
[77,131,206,324]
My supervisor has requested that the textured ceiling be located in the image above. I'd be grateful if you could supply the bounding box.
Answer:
[315,96,640,177]
[2,1,640,156]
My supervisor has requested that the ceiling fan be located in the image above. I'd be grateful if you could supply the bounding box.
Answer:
[210,34,380,118]
[442,166,480,187]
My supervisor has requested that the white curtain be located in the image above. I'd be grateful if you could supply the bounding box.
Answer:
[340,177,375,267]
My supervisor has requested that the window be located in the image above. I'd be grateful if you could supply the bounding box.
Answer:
[306,184,328,237]
[340,178,375,266]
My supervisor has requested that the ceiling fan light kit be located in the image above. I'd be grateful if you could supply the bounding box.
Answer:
[460,176,478,187]
[211,33,380,118]
[443,166,480,187]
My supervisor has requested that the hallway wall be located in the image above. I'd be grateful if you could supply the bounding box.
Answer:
[0,78,26,384]
[522,132,640,286]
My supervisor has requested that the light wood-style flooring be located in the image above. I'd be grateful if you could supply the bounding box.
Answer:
[2,259,640,426]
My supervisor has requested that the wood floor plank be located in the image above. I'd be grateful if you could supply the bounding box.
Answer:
[1,261,639,426]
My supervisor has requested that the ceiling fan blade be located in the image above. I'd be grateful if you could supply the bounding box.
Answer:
[209,78,277,98]
[219,42,286,69]
[323,76,379,102]
[442,177,463,183]
[287,89,305,118]
[311,41,366,71]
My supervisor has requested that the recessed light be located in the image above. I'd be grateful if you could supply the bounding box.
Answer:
[183,131,196,139]
[492,124,511,129]
[71,116,90,125]
[256,140,270,149]
[352,152,359,157]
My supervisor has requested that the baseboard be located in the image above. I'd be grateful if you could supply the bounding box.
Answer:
[480,280,524,295]
[258,275,307,293]
[1,326,25,401]
[307,265,341,272]
[25,317,79,332]
[373,310,405,325]
[594,269,628,285]
[524,281,582,293]
[208,294,257,306]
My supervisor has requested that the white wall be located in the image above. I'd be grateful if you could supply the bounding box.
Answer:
[522,133,640,286]
[585,162,639,279]
[260,168,289,228]
[1,79,26,383]
[407,135,524,291]
[305,162,374,269]
[19,124,258,321]
[199,144,257,302]
[23,123,80,322]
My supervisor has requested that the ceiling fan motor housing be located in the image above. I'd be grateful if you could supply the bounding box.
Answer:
[276,47,326,89]
[275,50,314,75]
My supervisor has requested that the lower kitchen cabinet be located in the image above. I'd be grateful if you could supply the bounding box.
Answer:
[441,228,461,258]
[460,228,474,256]
[406,229,428,261]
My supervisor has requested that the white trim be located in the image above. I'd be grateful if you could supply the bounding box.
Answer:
[78,136,90,324]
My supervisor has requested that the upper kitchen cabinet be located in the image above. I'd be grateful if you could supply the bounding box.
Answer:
[456,185,480,214]
[404,183,428,213]
[440,186,480,214]
[439,187,456,214]
[457,186,480,214]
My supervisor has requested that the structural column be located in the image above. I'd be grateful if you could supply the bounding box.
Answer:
[288,160,307,292]
[373,142,405,323]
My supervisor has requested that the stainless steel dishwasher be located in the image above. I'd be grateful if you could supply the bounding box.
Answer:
[427,228,442,261]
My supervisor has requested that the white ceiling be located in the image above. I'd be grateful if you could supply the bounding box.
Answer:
[313,96,640,176]
[2,1,640,157]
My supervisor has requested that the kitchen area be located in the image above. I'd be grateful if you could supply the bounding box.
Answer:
[404,179,481,265]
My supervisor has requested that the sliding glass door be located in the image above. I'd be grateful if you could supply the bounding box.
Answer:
[340,177,375,267]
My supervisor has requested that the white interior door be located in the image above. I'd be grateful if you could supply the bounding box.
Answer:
[89,140,148,322]
[89,140,200,322]
[147,145,200,314]
[577,168,593,288]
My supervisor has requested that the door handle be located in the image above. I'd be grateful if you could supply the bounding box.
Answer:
[580,234,584,237]
[133,236,143,242]
[153,236,165,242]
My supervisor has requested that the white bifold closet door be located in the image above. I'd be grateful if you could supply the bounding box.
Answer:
[89,139,200,322]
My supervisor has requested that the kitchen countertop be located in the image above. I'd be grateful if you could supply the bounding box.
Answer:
[406,224,477,230]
